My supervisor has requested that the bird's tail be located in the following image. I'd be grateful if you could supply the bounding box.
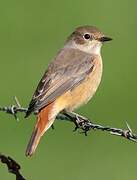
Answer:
[25,103,54,157]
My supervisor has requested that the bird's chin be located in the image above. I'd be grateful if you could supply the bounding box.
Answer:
[88,41,102,55]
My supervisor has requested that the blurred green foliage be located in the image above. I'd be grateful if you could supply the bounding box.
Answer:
[0,0,137,179]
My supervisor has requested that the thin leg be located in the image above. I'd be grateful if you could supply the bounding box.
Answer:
[61,110,92,136]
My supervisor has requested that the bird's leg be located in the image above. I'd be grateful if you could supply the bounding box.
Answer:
[59,110,78,131]
[62,110,92,135]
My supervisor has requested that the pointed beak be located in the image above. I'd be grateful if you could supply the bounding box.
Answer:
[99,36,112,42]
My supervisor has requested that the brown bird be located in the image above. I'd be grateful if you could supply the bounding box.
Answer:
[25,25,112,157]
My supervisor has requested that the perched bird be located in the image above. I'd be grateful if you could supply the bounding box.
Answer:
[25,25,112,157]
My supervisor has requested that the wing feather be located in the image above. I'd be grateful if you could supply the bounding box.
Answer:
[25,48,95,117]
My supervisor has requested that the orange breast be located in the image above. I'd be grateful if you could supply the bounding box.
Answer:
[53,56,103,112]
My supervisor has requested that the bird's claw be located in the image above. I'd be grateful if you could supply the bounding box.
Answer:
[80,130,88,136]
[73,124,79,132]
[72,114,91,136]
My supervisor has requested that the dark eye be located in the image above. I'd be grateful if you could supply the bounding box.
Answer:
[84,33,91,40]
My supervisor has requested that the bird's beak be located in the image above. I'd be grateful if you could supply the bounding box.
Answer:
[99,36,112,42]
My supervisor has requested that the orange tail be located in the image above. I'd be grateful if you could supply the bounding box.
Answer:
[25,103,54,157]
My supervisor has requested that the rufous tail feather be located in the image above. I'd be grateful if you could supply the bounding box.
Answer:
[25,103,54,157]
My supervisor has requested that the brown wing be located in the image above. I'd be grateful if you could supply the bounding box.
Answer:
[25,48,95,117]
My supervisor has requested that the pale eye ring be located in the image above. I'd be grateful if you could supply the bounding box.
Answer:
[84,33,91,40]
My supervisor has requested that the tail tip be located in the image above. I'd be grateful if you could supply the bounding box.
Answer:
[25,150,33,157]
[25,128,39,157]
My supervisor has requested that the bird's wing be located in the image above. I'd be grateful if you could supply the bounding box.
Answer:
[25,48,95,117]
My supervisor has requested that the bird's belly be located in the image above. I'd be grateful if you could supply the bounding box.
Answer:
[66,59,102,111]
[54,57,103,113]
[67,70,102,111]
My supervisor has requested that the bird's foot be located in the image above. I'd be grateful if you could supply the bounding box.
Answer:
[62,110,93,134]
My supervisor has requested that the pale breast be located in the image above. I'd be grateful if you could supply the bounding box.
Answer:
[54,55,103,112]
[67,55,102,111]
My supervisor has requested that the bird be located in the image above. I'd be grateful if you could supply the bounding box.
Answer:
[25,25,112,157]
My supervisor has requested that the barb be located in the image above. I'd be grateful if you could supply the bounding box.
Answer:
[57,112,137,142]
[0,97,137,142]
[0,97,27,121]
[0,154,26,180]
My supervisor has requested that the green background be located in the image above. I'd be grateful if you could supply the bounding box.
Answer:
[0,0,137,179]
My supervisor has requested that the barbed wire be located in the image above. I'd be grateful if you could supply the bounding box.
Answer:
[0,96,137,143]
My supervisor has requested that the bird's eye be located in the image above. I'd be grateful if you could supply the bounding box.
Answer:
[84,33,91,40]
